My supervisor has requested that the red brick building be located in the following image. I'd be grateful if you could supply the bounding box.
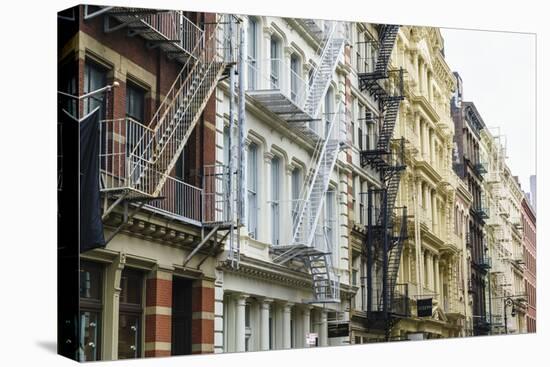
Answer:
[521,197,536,332]
[58,5,230,361]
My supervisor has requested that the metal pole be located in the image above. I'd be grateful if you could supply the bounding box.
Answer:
[382,190,390,341]
[366,190,373,313]
[487,268,492,335]
[227,17,236,268]
[237,24,246,268]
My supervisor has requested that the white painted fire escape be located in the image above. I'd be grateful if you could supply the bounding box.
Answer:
[266,21,347,303]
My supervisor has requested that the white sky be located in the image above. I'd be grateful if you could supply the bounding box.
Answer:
[440,28,536,191]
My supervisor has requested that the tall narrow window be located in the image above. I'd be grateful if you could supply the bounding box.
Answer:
[290,54,300,103]
[247,143,258,238]
[118,269,143,359]
[126,81,147,184]
[270,36,281,89]
[79,261,103,362]
[324,87,334,138]
[83,60,108,117]
[271,156,281,245]
[326,190,336,263]
[247,17,258,90]
[291,167,301,233]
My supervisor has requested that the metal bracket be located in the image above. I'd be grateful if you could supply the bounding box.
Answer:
[182,225,220,267]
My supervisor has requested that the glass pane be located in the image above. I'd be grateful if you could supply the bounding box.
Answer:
[120,269,143,305]
[80,262,102,301]
[79,311,100,361]
[126,83,145,122]
[118,313,140,359]
[84,61,107,116]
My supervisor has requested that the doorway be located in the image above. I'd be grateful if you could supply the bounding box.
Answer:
[171,277,193,355]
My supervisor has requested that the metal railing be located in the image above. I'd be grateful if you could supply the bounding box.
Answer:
[245,58,309,107]
[139,11,204,56]
[202,164,231,225]
[127,15,229,198]
[147,175,202,223]
[99,117,204,223]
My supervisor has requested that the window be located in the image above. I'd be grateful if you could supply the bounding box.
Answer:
[126,81,147,184]
[247,143,258,238]
[270,36,281,89]
[326,190,336,264]
[324,87,334,138]
[290,54,300,102]
[126,82,146,123]
[247,17,258,90]
[291,167,301,233]
[79,261,103,362]
[118,268,143,359]
[84,60,108,117]
[271,156,281,245]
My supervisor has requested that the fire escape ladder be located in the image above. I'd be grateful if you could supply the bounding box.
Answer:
[124,15,228,198]
[272,101,346,303]
[303,22,346,118]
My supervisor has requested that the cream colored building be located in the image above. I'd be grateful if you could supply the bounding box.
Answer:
[481,127,527,334]
[389,26,468,339]
[214,16,353,352]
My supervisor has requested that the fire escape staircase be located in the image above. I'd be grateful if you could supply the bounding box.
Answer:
[271,101,345,303]
[102,13,228,201]
[247,21,345,144]
[95,12,233,253]
[357,24,410,334]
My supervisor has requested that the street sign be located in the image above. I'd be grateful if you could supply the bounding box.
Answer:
[306,333,318,345]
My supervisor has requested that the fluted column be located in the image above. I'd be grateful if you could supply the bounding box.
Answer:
[434,256,440,302]
[319,309,328,347]
[235,294,249,352]
[282,303,293,349]
[431,191,437,233]
[302,306,313,347]
[260,298,272,351]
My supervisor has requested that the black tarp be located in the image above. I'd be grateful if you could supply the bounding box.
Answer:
[78,107,105,252]
[60,107,105,253]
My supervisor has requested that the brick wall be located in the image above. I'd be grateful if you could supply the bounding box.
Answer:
[191,279,215,353]
[145,271,173,357]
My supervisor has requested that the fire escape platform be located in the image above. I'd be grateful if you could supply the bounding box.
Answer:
[106,9,195,64]
[247,89,322,143]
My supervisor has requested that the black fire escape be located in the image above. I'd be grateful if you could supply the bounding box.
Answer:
[358,24,409,340]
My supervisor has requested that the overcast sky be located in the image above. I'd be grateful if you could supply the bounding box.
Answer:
[440,28,536,192]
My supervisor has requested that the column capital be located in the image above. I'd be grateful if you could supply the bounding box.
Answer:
[234,293,250,305]
[259,297,274,309]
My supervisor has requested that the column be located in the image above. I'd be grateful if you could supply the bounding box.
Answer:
[319,310,328,347]
[430,130,436,166]
[424,123,430,160]
[259,299,272,351]
[145,268,173,357]
[282,303,293,349]
[425,252,431,290]
[192,279,216,354]
[263,152,274,243]
[103,254,125,360]
[424,249,428,294]
[235,294,249,352]
[418,58,424,93]
[431,192,437,233]
[434,256,440,302]
[302,306,312,348]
